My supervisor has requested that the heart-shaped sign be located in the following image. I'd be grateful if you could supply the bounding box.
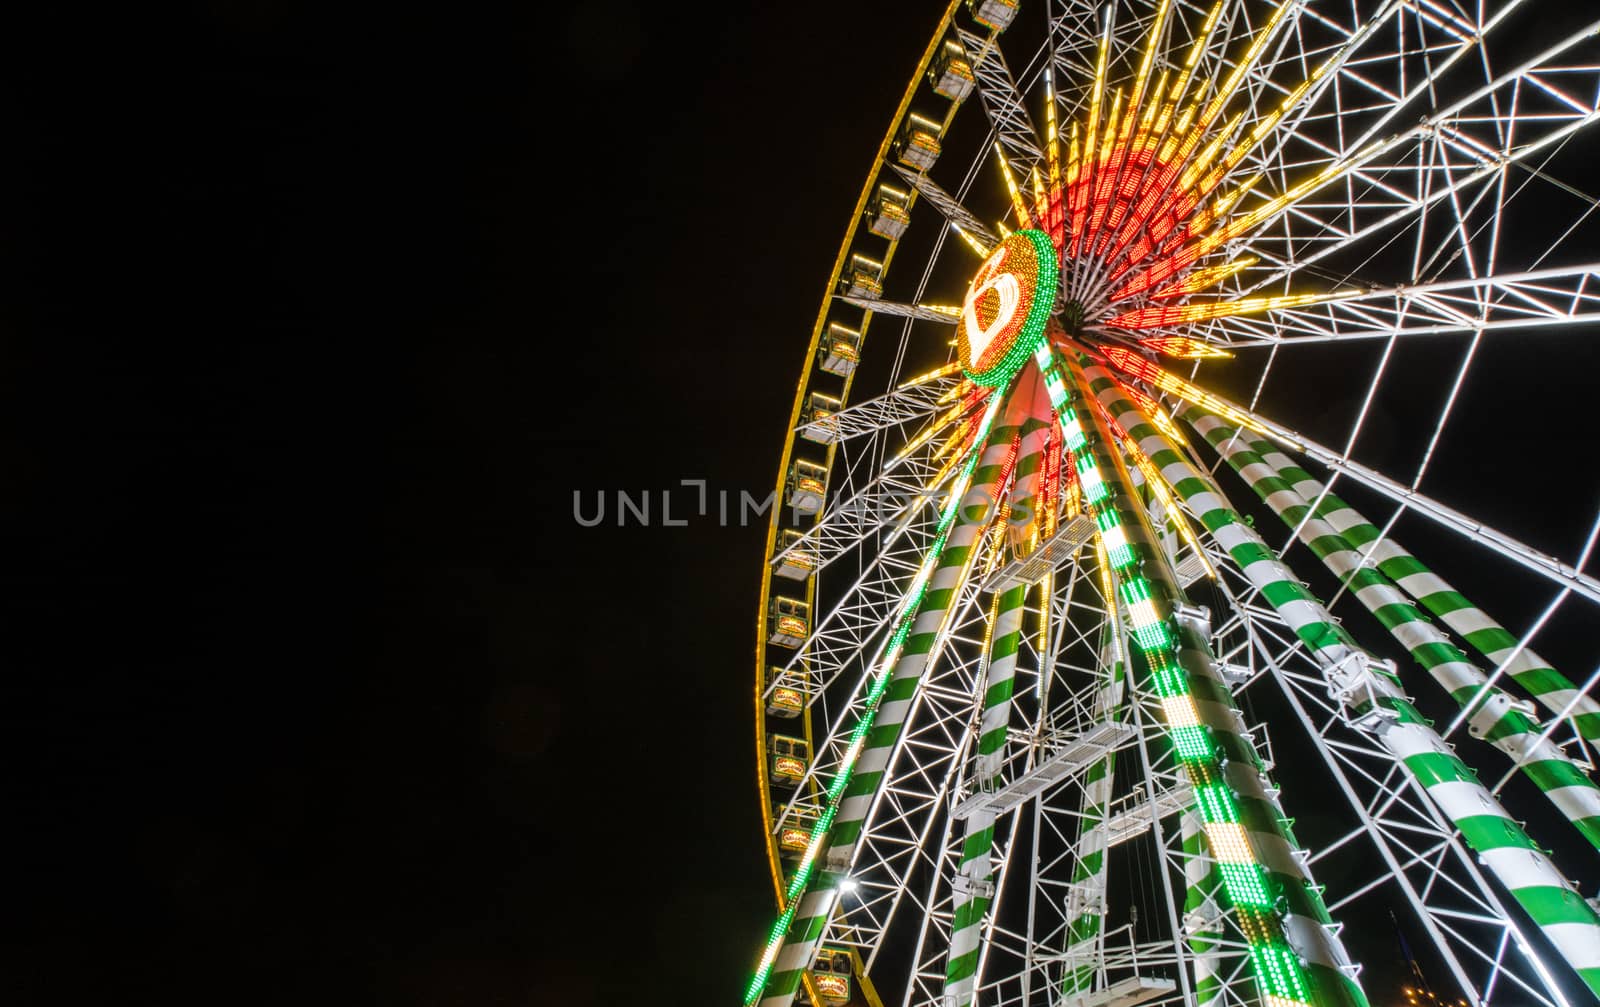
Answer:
[963,269,1021,367]
[956,229,1059,388]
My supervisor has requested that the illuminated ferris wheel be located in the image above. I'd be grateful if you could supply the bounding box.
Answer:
[746,3,1600,1007]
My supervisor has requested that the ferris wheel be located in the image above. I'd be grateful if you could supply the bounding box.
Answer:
[745,2,1600,1007]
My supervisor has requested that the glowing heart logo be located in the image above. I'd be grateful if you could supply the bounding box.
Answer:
[963,264,1021,366]
[956,229,1059,388]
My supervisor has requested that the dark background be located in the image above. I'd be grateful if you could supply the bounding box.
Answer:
[1,3,1593,1006]
[0,3,941,1004]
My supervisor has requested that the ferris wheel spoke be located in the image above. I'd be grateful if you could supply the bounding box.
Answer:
[955,25,1046,179]
[834,295,963,325]
[773,418,964,577]
[889,164,1000,252]
[795,364,963,443]
[1242,27,1600,291]
[1192,264,1600,346]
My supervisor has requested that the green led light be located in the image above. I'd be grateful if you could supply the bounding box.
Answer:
[1250,941,1313,1002]
[1170,724,1215,762]
[1151,666,1187,698]
[1194,781,1238,823]
[1065,420,1087,452]
[1128,620,1171,652]
[959,229,1060,388]
[1219,861,1275,907]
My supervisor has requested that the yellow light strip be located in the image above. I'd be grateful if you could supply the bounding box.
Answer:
[1141,69,1170,132]
[1109,377,1185,445]
[1114,0,1175,174]
[1162,694,1202,728]
[1085,18,1110,173]
[1169,0,1225,109]
[1137,335,1234,360]
[1147,405,1189,449]
[951,223,994,259]
[1180,112,1246,197]
[1036,570,1052,657]
[1094,537,1125,669]
[1030,166,1050,229]
[1149,257,1258,300]
[1044,69,1062,208]
[1193,0,1297,135]
[1076,19,1111,258]
[935,375,974,404]
[892,402,970,466]
[1108,288,1361,329]
[1067,122,1086,249]
[994,143,1036,228]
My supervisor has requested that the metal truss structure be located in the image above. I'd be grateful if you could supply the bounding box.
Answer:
[746,3,1600,1007]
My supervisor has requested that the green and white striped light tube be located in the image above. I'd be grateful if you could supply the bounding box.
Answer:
[1036,340,1369,1007]
[1073,362,1600,998]
[1188,411,1600,855]
[1251,444,1600,741]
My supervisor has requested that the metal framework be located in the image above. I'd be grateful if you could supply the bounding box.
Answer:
[745,3,1600,1007]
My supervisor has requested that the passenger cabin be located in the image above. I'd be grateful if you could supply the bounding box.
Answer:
[866,184,911,240]
[766,664,810,718]
[773,528,818,581]
[818,323,862,377]
[968,0,1019,31]
[768,596,810,647]
[896,113,943,172]
[800,391,842,444]
[768,734,810,787]
[930,41,975,100]
[838,253,884,300]
[787,459,828,514]
[811,948,854,1004]
[774,804,820,859]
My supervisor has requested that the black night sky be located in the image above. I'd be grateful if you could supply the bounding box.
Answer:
[3,3,1596,1006]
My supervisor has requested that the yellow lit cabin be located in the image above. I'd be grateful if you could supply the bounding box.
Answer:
[768,734,810,787]
[768,595,810,647]
[968,0,1019,31]
[773,528,818,581]
[800,391,842,444]
[929,40,975,100]
[866,184,911,240]
[787,459,828,514]
[838,252,884,300]
[766,664,810,718]
[774,804,819,859]
[811,948,854,1004]
[896,113,943,172]
[818,323,862,377]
